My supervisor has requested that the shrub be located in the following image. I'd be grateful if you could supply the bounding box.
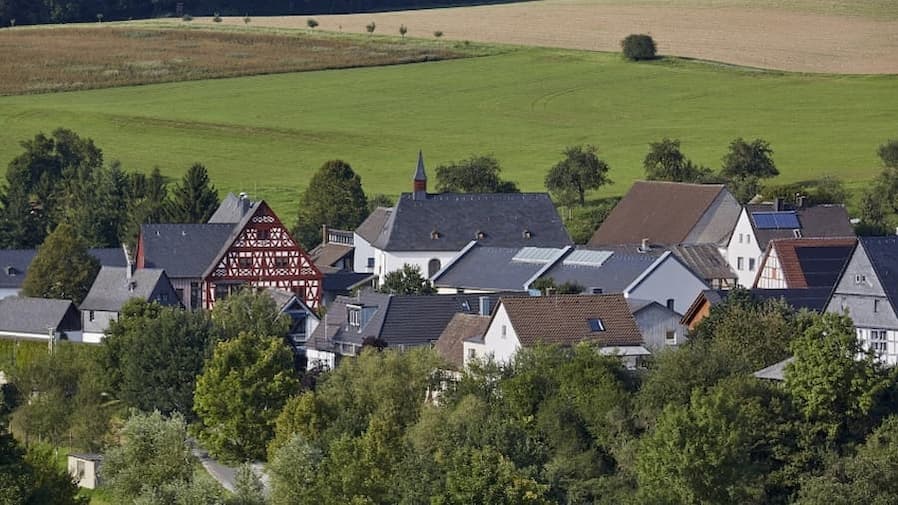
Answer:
[621,33,657,61]
[213,12,222,23]
[399,24,408,38]
[366,21,376,34]
[307,18,318,28]
[434,30,443,38]
[182,14,193,21]
[243,15,251,24]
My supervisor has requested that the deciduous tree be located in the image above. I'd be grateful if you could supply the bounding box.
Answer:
[545,145,612,206]
[643,138,711,183]
[721,137,778,179]
[878,139,898,169]
[379,264,436,295]
[20,223,99,304]
[435,154,519,193]
[294,159,368,249]
[211,288,290,341]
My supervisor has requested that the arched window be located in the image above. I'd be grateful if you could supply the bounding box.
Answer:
[428,258,442,278]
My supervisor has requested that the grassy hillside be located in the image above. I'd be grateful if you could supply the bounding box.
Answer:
[0,48,894,216]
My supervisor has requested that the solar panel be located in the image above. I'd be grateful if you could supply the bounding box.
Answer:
[563,249,613,267]
[752,211,800,230]
[512,247,563,263]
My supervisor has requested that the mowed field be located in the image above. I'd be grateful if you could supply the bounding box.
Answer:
[1,42,894,216]
[0,26,474,95]
[188,0,898,74]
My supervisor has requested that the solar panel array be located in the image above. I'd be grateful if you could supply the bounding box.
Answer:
[751,211,800,230]
[512,247,564,264]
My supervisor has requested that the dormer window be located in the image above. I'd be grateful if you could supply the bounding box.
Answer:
[476,230,486,240]
[587,318,605,332]
[4,266,15,276]
[523,229,532,239]
[348,306,361,327]
[792,229,802,238]
[431,230,440,240]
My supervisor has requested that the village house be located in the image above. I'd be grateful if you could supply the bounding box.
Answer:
[681,287,834,330]
[589,181,741,248]
[753,237,856,289]
[0,297,81,343]
[463,294,649,369]
[826,236,898,365]
[726,199,854,287]
[628,298,688,349]
[135,193,323,310]
[0,248,127,299]
[264,287,320,352]
[432,243,708,315]
[355,152,572,282]
[80,266,181,342]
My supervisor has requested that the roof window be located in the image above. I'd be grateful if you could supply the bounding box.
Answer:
[587,318,605,332]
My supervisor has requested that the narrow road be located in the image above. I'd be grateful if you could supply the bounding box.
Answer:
[189,439,269,494]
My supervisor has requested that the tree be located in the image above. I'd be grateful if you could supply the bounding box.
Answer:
[721,137,779,179]
[268,435,324,505]
[435,154,519,193]
[366,21,376,34]
[55,160,129,247]
[20,223,99,304]
[785,312,884,444]
[121,167,168,247]
[102,300,218,417]
[434,447,553,505]
[530,276,583,294]
[294,159,368,249]
[643,138,711,183]
[0,430,86,505]
[211,288,291,341]
[229,463,266,505]
[165,163,219,224]
[379,264,436,295]
[101,411,197,504]
[399,24,407,38]
[306,18,318,28]
[878,139,898,169]
[194,332,299,462]
[545,145,612,206]
[621,34,656,61]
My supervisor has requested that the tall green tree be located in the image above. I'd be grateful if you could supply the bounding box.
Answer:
[435,154,519,193]
[878,139,898,169]
[211,288,291,341]
[121,167,168,247]
[545,145,612,206]
[721,137,779,179]
[643,138,712,183]
[54,160,129,247]
[102,300,218,417]
[378,264,436,295]
[0,430,86,505]
[294,159,368,249]
[20,223,99,304]
[194,332,299,462]
[268,435,324,505]
[165,163,219,224]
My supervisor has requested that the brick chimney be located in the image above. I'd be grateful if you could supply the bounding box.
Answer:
[413,150,427,200]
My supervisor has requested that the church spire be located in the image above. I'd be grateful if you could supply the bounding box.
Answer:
[413,150,427,200]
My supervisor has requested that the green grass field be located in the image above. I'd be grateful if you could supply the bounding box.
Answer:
[0,47,894,216]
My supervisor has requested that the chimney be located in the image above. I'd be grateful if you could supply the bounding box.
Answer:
[638,238,650,253]
[797,195,807,208]
[479,296,491,316]
[413,150,427,200]
[773,197,782,211]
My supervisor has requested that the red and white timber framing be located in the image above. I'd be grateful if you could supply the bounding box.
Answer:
[203,202,322,310]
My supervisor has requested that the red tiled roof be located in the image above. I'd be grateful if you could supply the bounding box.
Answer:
[765,237,857,288]
[500,294,644,348]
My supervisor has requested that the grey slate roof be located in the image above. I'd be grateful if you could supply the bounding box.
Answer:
[308,291,501,350]
[746,203,855,249]
[433,246,562,291]
[139,223,234,278]
[323,271,376,293]
[0,297,80,335]
[80,267,174,311]
[540,246,664,293]
[669,244,736,283]
[355,207,393,244]
[0,248,126,289]
[858,236,898,315]
[753,357,794,381]
[208,192,253,224]
[372,193,572,252]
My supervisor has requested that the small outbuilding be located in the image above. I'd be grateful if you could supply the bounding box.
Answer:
[68,453,103,489]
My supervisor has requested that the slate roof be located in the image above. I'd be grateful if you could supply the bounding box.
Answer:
[308,292,500,350]
[139,223,234,277]
[697,287,832,314]
[753,357,794,381]
[759,238,856,288]
[433,245,566,291]
[372,193,572,252]
[208,192,253,224]
[355,207,393,244]
[589,181,730,246]
[80,267,173,311]
[0,248,126,289]
[539,246,665,293]
[746,203,855,249]
[434,313,491,370]
[323,271,376,293]
[669,243,736,283]
[0,297,79,335]
[310,243,354,269]
[858,236,898,315]
[500,294,644,348]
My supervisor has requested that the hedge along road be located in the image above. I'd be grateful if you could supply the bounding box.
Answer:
[0,47,895,215]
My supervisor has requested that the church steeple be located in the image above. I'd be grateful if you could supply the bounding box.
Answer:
[413,150,427,200]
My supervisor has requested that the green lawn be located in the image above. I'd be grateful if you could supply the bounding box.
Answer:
[0,48,894,216]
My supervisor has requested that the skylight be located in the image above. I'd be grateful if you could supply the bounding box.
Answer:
[512,247,564,264]
[587,318,605,332]
[563,250,613,267]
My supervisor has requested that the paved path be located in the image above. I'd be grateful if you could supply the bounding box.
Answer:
[189,440,269,494]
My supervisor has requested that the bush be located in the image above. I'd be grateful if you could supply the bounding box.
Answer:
[307,18,318,28]
[366,21,376,34]
[621,33,657,61]
[399,24,408,38]
[434,30,443,38]
[243,15,251,24]
[182,14,193,21]
[213,12,222,23]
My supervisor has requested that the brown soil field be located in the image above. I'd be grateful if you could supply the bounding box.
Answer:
[194,3,898,74]
[0,27,466,95]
